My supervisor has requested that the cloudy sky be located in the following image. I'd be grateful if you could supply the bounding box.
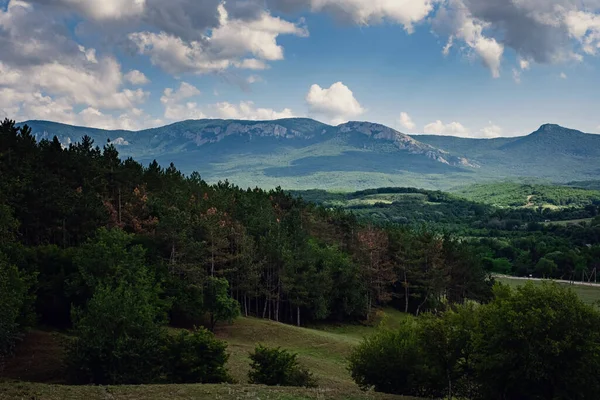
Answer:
[1,0,600,138]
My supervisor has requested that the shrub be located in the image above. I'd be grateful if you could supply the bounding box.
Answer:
[0,252,34,369]
[65,277,165,385]
[472,282,600,400]
[163,328,232,384]
[348,321,424,396]
[248,345,317,388]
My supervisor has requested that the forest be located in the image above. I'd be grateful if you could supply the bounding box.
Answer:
[293,187,600,281]
[0,120,492,382]
[4,119,600,399]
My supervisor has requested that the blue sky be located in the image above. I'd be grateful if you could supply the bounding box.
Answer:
[1,0,600,137]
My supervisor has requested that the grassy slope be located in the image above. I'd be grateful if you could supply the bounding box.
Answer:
[2,310,410,399]
[0,382,411,400]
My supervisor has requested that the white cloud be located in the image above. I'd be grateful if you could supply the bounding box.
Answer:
[512,68,521,84]
[519,59,531,70]
[442,2,504,78]
[306,82,364,125]
[423,120,469,136]
[124,69,150,85]
[58,0,145,21]
[564,10,600,56]
[160,82,203,120]
[479,123,503,138]
[442,35,454,56]
[161,82,201,104]
[129,4,307,75]
[305,0,434,33]
[247,75,263,84]
[397,112,416,131]
[209,101,295,120]
[560,72,568,79]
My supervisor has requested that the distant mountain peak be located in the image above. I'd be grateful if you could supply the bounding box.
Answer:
[538,123,562,131]
[535,123,583,135]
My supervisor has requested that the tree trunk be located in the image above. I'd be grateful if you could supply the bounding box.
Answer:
[297,306,301,327]
[275,277,281,322]
[244,295,248,317]
[118,187,122,225]
[403,268,409,313]
[262,297,268,319]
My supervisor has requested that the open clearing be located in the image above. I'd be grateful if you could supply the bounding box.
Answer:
[496,276,600,306]
[1,310,410,399]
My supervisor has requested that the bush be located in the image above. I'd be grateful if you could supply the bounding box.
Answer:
[349,283,600,400]
[163,328,232,384]
[0,252,34,369]
[472,282,600,400]
[348,321,424,396]
[248,345,317,388]
[65,277,165,385]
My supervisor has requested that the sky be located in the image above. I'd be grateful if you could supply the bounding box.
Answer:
[1,0,600,138]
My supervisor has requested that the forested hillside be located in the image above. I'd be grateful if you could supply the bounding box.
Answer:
[293,187,600,281]
[0,120,492,382]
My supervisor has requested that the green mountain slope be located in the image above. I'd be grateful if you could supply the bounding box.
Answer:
[17,119,600,190]
[417,124,600,183]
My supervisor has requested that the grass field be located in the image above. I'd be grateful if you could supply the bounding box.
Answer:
[541,218,594,226]
[0,382,413,400]
[1,310,409,399]
[496,277,600,306]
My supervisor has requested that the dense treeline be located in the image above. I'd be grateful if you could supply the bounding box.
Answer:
[295,187,600,281]
[455,182,600,208]
[350,282,600,400]
[0,120,493,371]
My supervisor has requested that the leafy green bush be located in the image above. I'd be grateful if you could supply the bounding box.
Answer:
[204,276,240,331]
[65,277,165,385]
[0,252,34,368]
[348,321,424,396]
[349,283,600,399]
[473,282,600,400]
[248,345,317,388]
[163,328,231,383]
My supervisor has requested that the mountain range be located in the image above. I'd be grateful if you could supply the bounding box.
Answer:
[17,119,600,191]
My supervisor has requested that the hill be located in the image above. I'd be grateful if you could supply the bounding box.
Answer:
[17,119,600,190]
[417,124,600,184]
[452,182,600,208]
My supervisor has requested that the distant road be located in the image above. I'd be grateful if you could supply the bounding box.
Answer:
[494,274,600,287]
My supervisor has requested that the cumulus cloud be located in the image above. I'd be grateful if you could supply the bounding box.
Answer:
[159,81,293,121]
[423,120,469,136]
[306,82,364,125]
[129,4,307,75]
[209,101,295,120]
[0,0,155,129]
[125,69,150,85]
[433,0,600,76]
[560,72,568,79]
[276,0,435,33]
[397,112,416,131]
[479,122,503,138]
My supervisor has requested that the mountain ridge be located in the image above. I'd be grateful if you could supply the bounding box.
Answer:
[15,118,600,190]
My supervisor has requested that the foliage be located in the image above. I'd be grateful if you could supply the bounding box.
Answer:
[248,345,317,388]
[204,277,241,331]
[162,328,231,384]
[65,276,166,384]
[349,283,600,399]
[473,282,600,400]
[0,252,34,368]
[348,321,424,396]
